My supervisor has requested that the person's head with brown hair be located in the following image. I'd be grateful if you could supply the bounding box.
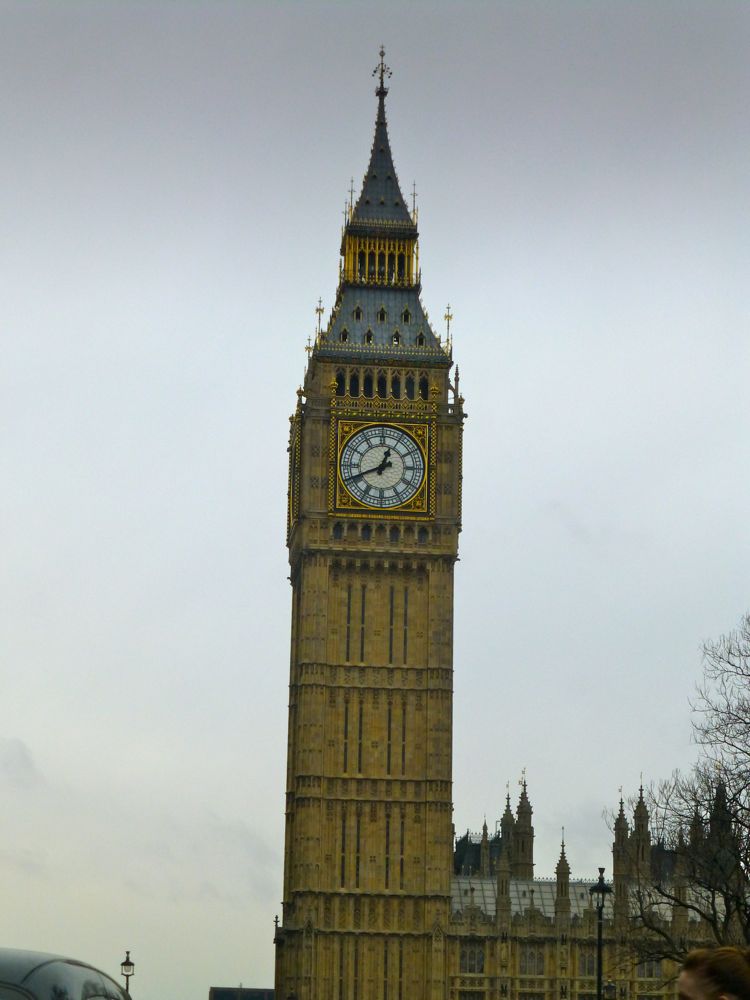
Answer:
[678,948,750,1000]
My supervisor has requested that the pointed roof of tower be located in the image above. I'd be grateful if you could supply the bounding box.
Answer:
[689,806,704,846]
[349,47,416,233]
[614,795,629,836]
[314,49,448,362]
[517,778,533,819]
[556,837,570,878]
[709,778,733,840]
[634,784,649,826]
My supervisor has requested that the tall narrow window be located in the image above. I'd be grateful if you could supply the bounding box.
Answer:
[403,586,409,663]
[363,372,374,397]
[343,701,349,772]
[399,814,405,889]
[377,373,387,397]
[349,372,359,396]
[383,941,389,1000]
[345,584,352,662]
[355,812,361,888]
[386,702,392,775]
[398,941,403,1000]
[419,375,428,398]
[360,584,366,661]
[388,585,395,664]
[385,814,391,887]
[357,699,364,773]
[353,940,360,1000]
[338,942,345,1000]
[336,371,345,395]
[401,701,407,775]
[392,374,401,398]
[340,808,347,887]
[405,375,415,399]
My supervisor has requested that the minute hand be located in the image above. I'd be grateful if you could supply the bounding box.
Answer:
[345,459,393,483]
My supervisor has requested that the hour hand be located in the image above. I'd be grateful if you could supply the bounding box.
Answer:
[375,448,391,474]
[345,460,391,483]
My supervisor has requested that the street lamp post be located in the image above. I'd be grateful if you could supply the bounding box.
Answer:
[589,867,612,1000]
[120,951,134,995]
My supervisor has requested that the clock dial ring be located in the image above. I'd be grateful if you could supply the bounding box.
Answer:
[338,423,425,510]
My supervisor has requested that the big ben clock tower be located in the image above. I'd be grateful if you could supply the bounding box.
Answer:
[276,50,464,1000]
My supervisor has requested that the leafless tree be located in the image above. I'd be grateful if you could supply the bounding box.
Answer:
[627,614,750,960]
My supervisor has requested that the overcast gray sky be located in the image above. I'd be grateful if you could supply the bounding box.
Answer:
[1,2,748,998]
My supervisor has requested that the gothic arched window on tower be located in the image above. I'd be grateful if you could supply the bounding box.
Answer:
[392,331,401,346]
[378,251,386,279]
[419,375,428,399]
[365,329,374,345]
[335,371,345,396]
[388,253,395,282]
[578,946,596,977]
[357,252,365,280]
[377,371,387,397]
[416,331,425,346]
[405,374,415,399]
[368,251,375,277]
[520,945,545,976]
[397,252,405,281]
[354,305,363,321]
[459,944,484,975]
[363,371,374,398]
[340,328,349,343]
[402,308,411,324]
[349,371,360,397]
[417,527,428,544]
[333,522,343,540]
[392,374,401,398]
[637,960,662,979]
[378,307,387,323]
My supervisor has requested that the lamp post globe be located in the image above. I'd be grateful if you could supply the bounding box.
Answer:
[120,951,134,995]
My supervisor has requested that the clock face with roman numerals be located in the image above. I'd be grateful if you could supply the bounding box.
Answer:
[339,424,425,509]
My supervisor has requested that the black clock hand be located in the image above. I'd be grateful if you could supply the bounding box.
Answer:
[375,448,391,474]
[345,460,393,483]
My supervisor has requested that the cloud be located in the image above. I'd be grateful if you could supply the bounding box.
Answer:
[0,738,45,790]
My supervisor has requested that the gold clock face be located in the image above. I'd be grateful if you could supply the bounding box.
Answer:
[338,424,425,510]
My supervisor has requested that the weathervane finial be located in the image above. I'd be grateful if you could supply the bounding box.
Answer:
[373,45,392,97]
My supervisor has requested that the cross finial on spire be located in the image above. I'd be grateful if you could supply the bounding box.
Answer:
[315,297,324,336]
[444,304,453,339]
[373,45,392,97]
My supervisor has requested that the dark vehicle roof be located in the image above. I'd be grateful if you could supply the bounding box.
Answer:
[0,949,127,1000]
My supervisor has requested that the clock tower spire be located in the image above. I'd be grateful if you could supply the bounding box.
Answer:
[277,53,464,1000]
